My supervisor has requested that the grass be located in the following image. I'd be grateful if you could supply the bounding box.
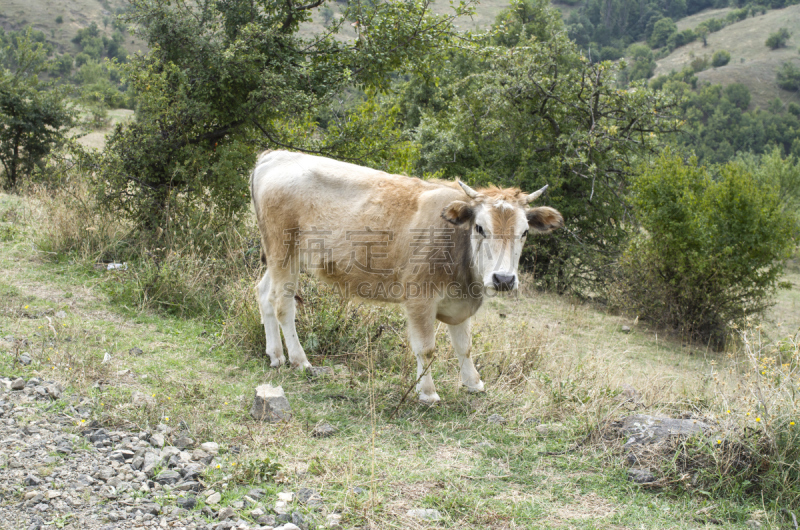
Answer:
[2,187,800,528]
[655,5,800,109]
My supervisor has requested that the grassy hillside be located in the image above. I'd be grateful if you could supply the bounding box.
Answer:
[0,0,148,55]
[656,5,800,109]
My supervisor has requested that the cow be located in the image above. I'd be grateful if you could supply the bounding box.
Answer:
[251,150,563,404]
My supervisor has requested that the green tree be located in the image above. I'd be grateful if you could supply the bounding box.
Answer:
[649,17,677,48]
[777,61,800,91]
[0,29,75,189]
[766,27,791,49]
[615,152,795,345]
[711,49,730,67]
[96,0,474,233]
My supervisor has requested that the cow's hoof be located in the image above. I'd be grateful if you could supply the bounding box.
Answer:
[292,360,313,370]
[465,380,485,393]
[268,355,285,368]
[418,392,441,405]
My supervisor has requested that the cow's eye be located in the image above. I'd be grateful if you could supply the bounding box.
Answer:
[521,230,529,239]
[475,224,486,237]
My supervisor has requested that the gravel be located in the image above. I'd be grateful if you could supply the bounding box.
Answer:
[0,375,319,530]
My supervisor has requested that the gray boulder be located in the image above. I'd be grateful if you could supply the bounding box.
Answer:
[250,384,291,422]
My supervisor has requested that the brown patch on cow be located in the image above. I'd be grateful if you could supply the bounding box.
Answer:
[478,185,526,202]
[489,202,522,238]
[527,206,564,233]
[441,201,474,226]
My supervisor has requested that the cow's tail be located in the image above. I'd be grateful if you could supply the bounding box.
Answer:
[251,150,274,266]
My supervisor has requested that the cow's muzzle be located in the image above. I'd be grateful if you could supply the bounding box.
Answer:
[492,273,516,292]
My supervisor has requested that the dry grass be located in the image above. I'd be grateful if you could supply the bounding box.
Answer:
[655,5,800,109]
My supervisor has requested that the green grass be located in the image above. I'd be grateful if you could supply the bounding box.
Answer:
[2,191,799,528]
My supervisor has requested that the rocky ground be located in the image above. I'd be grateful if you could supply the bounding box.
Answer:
[0,374,338,530]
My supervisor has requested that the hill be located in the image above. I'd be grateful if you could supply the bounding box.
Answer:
[0,0,148,56]
[655,5,800,109]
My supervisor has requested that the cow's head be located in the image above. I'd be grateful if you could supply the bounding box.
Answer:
[442,180,563,292]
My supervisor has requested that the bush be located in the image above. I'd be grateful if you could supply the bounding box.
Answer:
[777,61,800,91]
[649,17,678,48]
[55,16,63,24]
[711,49,730,67]
[766,28,791,49]
[612,152,795,346]
[690,54,710,72]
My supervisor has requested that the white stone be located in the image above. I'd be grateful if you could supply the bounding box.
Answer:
[200,442,219,455]
[277,491,294,502]
[206,492,221,505]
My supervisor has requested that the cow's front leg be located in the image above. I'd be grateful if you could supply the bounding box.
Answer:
[407,308,440,404]
[268,277,312,369]
[448,319,484,393]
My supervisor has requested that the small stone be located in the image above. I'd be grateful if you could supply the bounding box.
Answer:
[55,310,67,319]
[174,436,194,449]
[251,384,292,422]
[277,492,294,502]
[308,366,333,378]
[43,383,62,400]
[311,422,336,438]
[206,492,221,505]
[24,474,42,486]
[521,417,540,426]
[200,442,219,455]
[326,513,342,528]
[247,488,266,500]
[274,500,289,515]
[131,391,156,409]
[18,354,32,365]
[250,507,265,517]
[297,487,323,508]
[218,507,236,521]
[129,347,144,355]
[351,487,365,495]
[155,469,181,485]
[177,495,197,510]
[11,378,25,391]
[231,500,245,509]
[406,508,442,521]
[292,511,308,529]
[150,433,165,448]
[627,468,656,484]
[257,514,276,526]
[277,524,301,530]
[535,423,565,436]
[487,414,506,424]
[621,325,631,333]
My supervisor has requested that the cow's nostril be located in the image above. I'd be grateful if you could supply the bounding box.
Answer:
[492,273,515,291]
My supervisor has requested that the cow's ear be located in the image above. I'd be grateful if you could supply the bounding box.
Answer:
[527,206,563,233]
[441,201,475,226]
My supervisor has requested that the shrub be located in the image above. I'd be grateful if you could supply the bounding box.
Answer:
[777,61,800,91]
[711,49,731,67]
[690,54,710,72]
[649,17,678,48]
[766,28,791,49]
[55,16,63,24]
[612,152,795,346]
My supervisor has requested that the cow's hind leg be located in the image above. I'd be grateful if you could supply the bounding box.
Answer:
[267,269,312,369]
[407,307,440,404]
[256,271,285,367]
[448,319,484,393]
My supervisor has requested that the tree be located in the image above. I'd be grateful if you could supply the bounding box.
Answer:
[766,28,791,49]
[96,0,474,233]
[405,0,680,294]
[711,49,730,67]
[0,29,75,190]
[777,61,800,91]
[649,17,677,48]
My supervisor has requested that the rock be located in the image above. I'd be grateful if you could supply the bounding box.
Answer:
[326,513,342,528]
[521,417,540,426]
[250,507,265,517]
[274,500,289,515]
[406,508,442,521]
[43,383,62,400]
[257,514,277,526]
[200,441,219,455]
[535,423,565,436]
[206,492,221,505]
[351,487,365,495]
[11,378,25,391]
[297,487,323,508]
[621,325,631,333]
[277,492,294,502]
[55,311,67,319]
[627,468,656,484]
[276,524,301,530]
[131,391,155,409]
[311,422,336,438]
[174,436,194,449]
[218,507,236,521]
[487,413,506,424]
[177,496,197,510]
[292,511,308,529]
[150,433,165,448]
[24,474,42,486]
[308,366,333,378]
[18,354,32,365]
[247,488,266,500]
[622,414,711,448]
[155,470,181,485]
[250,384,291,422]
[129,347,144,355]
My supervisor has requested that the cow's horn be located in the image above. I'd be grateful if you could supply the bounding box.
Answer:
[457,179,479,199]
[525,185,548,203]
